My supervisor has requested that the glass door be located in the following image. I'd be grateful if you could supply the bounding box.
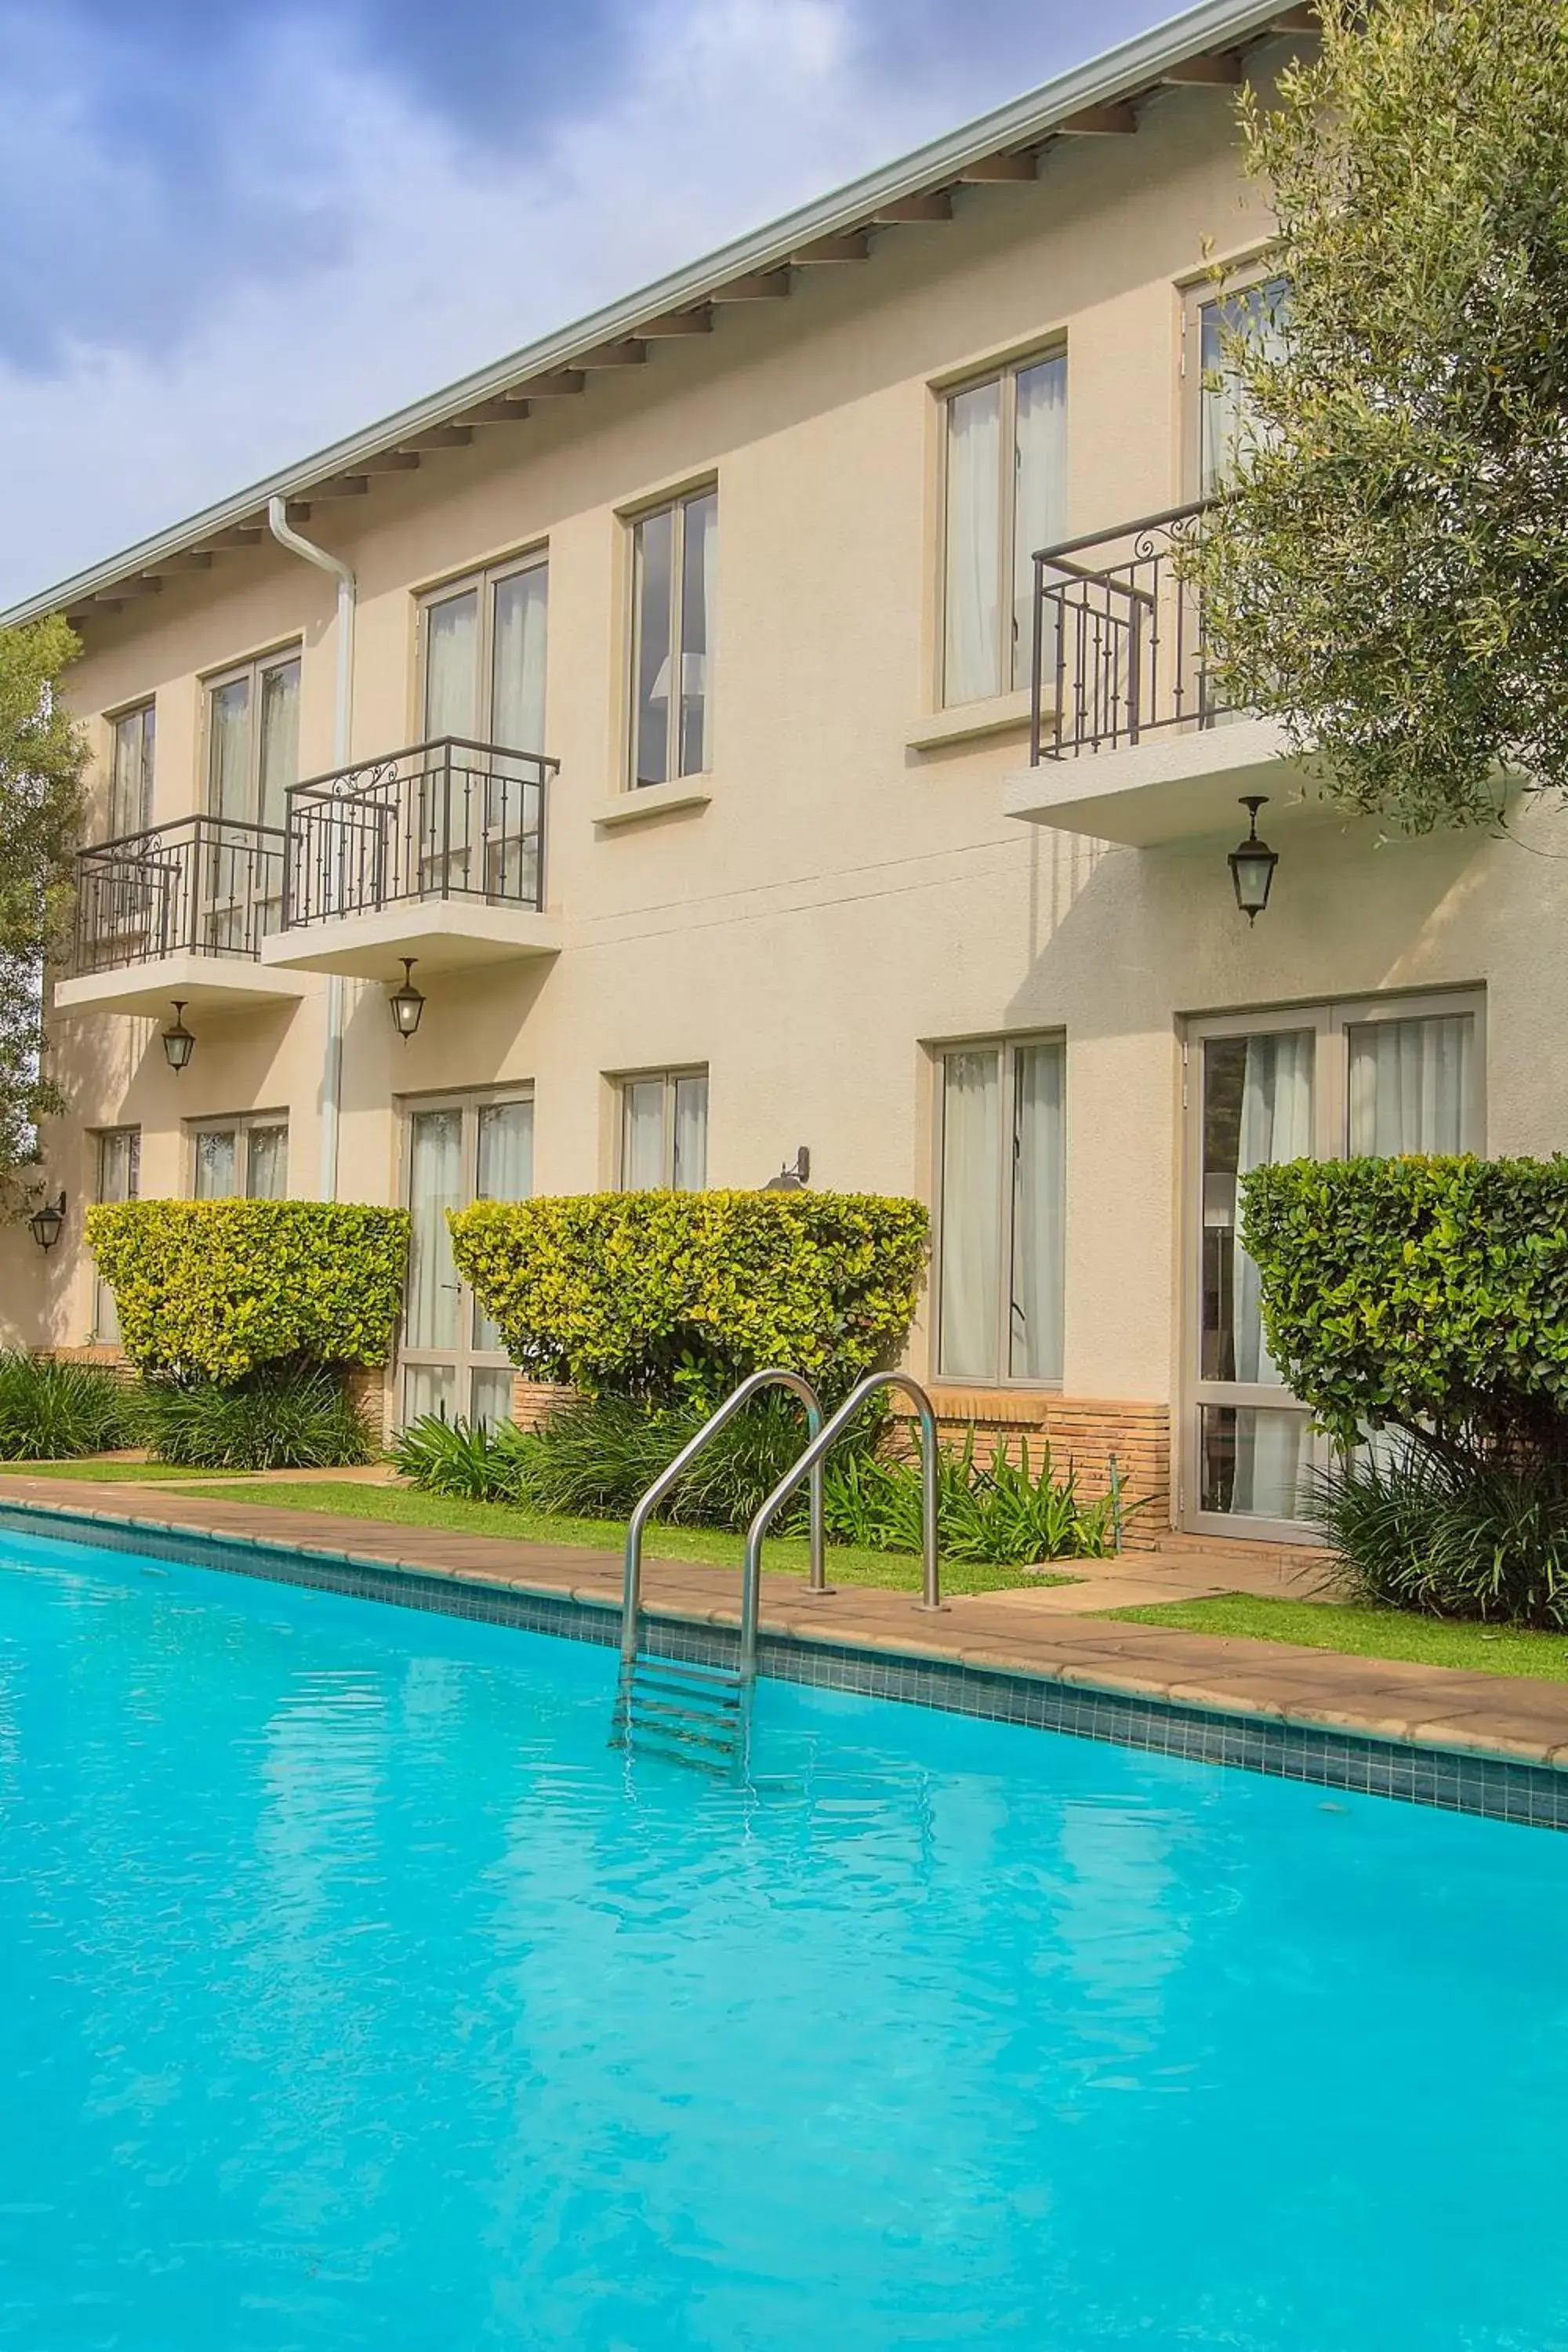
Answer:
[93,1127,139,1345]
[399,1092,534,1427]
[1184,996,1483,1538]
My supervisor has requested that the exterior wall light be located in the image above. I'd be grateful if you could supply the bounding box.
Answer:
[762,1145,811,1192]
[161,1001,196,1072]
[389,958,426,1040]
[28,1190,67,1251]
[1229,796,1279,924]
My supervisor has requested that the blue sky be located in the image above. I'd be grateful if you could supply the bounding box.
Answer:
[0,0,1184,605]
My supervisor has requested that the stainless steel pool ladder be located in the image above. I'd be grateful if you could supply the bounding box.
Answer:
[612,1369,826,1771]
[613,1368,946,1771]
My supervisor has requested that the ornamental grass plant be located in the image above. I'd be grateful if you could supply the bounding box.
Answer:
[0,1351,140,1461]
[142,1364,374,1472]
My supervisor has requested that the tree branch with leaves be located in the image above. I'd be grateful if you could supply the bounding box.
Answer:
[0,615,86,1214]
[1187,0,1568,833]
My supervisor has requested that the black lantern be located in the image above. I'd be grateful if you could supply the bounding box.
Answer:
[1228,796,1279,924]
[388,958,425,1040]
[161,1000,196,1072]
[762,1146,811,1192]
[27,1190,66,1251]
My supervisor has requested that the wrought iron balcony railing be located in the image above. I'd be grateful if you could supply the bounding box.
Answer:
[1028,500,1234,762]
[73,815,286,974]
[283,738,556,930]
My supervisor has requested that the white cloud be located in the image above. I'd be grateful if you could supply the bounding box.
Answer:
[0,0,966,605]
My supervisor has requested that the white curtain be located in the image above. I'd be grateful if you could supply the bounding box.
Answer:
[943,379,1001,706]
[407,1110,462,1350]
[1348,1015,1474,1156]
[194,1129,238,1200]
[633,509,675,786]
[1011,356,1067,691]
[1229,1029,1314,1518]
[1200,279,1289,497]
[938,1049,1001,1379]
[403,1364,455,1425]
[622,1080,666,1189]
[94,1128,138,1343]
[491,568,548,752]
[208,677,250,821]
[245,1124,289,1200]
[256,659,299,830]
[678,490,718,776]
[425,591,480,739]
[1009,1040,1065,1381]
[673,1074,708,1191]
[469,1368,514,1432]
[111,706,154,837]
[472,1101,533,1353]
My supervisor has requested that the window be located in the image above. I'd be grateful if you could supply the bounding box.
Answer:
[1190,993,1482,1528]
[1192,276,1289,499]
[205,648,301,830]
[935,1036,1065,1385]
[107,703,154,839]
[92,1127,139,1344]
[630,488,717,787]
[942,351,1066,707]
[617,1069,708,1190]
[190,1115,289,1200]
[420,554,549,749]
[400,1091,534,1428]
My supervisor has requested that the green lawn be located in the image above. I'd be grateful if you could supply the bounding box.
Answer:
[1102,1592,1568,1682]
[161,1477,1074,1596]
[0,1459,266,1484]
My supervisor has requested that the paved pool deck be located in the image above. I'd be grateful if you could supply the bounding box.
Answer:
[3,1472,1566,1772]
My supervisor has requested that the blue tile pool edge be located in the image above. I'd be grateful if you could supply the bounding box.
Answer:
[3,1494,1566,1832]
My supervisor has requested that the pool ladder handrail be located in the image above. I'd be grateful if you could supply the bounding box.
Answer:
[740,1371,946,1682]
[619,1367,828,1670]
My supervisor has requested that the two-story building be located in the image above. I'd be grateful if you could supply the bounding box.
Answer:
[2,0,1549,1548]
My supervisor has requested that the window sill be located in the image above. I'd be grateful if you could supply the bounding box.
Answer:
[906,690,1040,753]
[590,779,713,829]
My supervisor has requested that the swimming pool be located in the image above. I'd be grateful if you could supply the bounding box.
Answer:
[3,1520,1567,2350]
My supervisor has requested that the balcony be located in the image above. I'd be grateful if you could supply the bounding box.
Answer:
[1003,502,1301,848]
[260,737,562,979]
[58,815,309,1016]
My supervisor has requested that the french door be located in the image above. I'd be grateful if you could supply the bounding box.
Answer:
[400,1091,534,1428]
[1184,993,1483,1538]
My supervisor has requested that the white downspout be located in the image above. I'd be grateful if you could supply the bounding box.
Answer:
[267,495,354,1203]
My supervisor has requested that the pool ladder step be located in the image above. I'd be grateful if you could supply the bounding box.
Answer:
[613,1653,746,1773]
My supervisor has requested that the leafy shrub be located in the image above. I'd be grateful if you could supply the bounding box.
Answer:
[520,1392,831,1529]
[83,1200,410,1384]
[823,1435,1123,1565]
[1241,1154,1568,1464]
[142,1365,374,1471]
[0,1352,141,1460]
[448,1191,929,1403]
[390,1413,540,1502]
[1309,1445,1568,1630]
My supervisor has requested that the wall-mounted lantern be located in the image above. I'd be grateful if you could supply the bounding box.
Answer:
[762,1146,811,1192]
[1229,796,1279,924]
[27,1190,66,1252]
[161,1000,196,1072]
[388,958,426,1041]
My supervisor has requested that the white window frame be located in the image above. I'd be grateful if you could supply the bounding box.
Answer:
[613,1066,710,1191]
[627,485,718,789]
[202,644,302,829]
[937,345,1068,709]
[1181,987,1486,1537]
[397,1086,535,1429]
[187,1112,291,1201]
[931,1031,1066,1389]
[416,548,550,747]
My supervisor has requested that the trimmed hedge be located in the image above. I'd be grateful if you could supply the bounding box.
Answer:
[1241,1154,1568,1458]
[448,1189,929,1402]
[83,1199,410,1383]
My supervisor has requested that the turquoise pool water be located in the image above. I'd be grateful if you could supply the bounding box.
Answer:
[3,1525,1568,2350]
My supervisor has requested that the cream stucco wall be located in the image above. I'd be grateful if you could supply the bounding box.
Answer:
[28,48,1568,1526]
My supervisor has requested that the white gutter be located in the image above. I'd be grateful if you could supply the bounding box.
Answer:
[267,495,353,1203]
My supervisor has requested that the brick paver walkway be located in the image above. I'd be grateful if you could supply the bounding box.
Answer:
[3,1475,1566,1769]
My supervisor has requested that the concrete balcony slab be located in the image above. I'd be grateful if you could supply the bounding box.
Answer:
[54,953,312,1018]
[260,899,564,980]
[1004,715,1339,847]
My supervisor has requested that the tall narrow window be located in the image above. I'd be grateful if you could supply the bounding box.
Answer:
[107,703,154,838]
[1196,277,1290,498]
[630,488,717,787]
[92,1127,139,1344]
[942,353,1067,706]
[205,649,300,829]
[936,1036,1065,1383]
[616,1069,709,1190]
[398,1091,535,1428]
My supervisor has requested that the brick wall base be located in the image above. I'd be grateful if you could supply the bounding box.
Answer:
[886,1387,1171,1549]
[510,1377,580,1432]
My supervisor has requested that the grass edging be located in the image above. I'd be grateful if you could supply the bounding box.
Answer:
[1099,1594,1568,1683]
